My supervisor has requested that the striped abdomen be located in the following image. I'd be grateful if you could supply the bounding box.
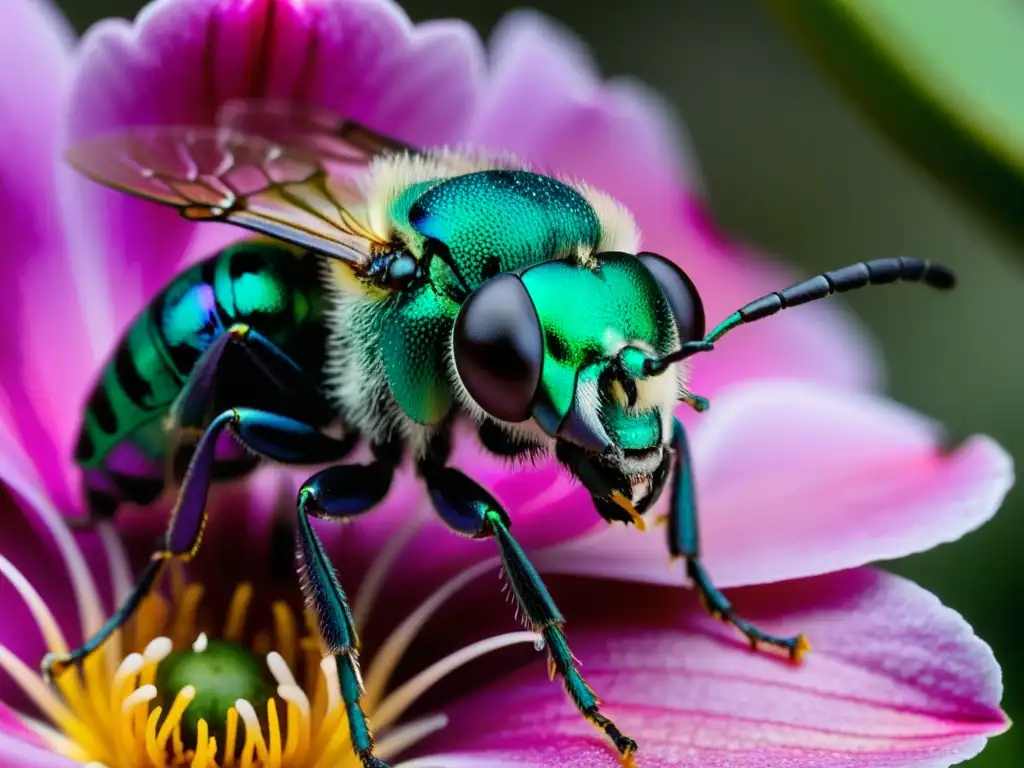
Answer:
[75,240,329,516]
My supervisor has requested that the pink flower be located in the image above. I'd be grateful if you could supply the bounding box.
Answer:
[0,0,1012,766]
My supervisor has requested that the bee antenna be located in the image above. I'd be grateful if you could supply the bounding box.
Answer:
[643,257,955,376]
[641,342,710,377]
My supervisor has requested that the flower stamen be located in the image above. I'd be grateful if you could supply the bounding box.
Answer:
[364,557,500,708]
[235,697,269,766]
[224,584,254,642]
[375,714,449,760]
[279,692,310,763]
[0,553,69,652]
[223,707,240,767]
[272,602,298,669]
[268,698,283,765]
[156,685,196,754]
[374,631,539,730]
[0,644,81,739]
[7,477,106,641]
[142,636,173,688]
[3,509,549,768]
[144,707,164,767]
[135,594,170,652]
[191,719,213,768]
[171,584,205,648]
[352,509,427,636]
[21,715,90,762]
[97,521,133,606]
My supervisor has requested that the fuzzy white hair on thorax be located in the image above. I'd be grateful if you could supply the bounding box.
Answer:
[317,148,654,459]
[566,180,642,260]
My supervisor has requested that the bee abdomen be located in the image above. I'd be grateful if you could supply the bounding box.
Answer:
[75,241,329,501]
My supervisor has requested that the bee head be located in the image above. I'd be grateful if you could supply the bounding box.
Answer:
[452,252,704,509]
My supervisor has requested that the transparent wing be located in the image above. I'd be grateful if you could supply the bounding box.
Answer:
[216,98,415,167]
[65,126,387,268]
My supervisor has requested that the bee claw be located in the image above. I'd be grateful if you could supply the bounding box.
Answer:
[790,634,811,663]
[41,652,73,686]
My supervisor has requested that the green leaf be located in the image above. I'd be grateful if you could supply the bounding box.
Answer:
[765,0,1024,248]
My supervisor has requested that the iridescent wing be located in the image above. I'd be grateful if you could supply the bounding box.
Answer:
[65,121,408,271]
[216,98,414,165]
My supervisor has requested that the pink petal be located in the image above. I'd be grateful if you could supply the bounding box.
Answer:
[0,699,75,768]
[0,700,44,748]
[0,425,114,711]
[0,0,91,508]
[535,380,1012,588]
[468,10,699,215]
[62,0,484,354]
[0,0,71,250]
[421,569,1006,767]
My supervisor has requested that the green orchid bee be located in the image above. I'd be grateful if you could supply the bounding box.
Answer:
[52,99,955,768]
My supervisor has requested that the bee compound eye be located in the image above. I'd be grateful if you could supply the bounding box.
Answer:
[638,252,706,343]
[453,273,543,423]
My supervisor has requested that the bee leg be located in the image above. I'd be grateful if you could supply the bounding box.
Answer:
[42,558,165,682]
[170,323,336,432]
[296,455,402,768]
[73,325,336,525]
[216,413,400,768]
[43,408,358,684]
[423,466,637,763]
[667,417,810,661]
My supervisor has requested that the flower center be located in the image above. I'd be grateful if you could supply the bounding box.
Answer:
[54,576,366,768]
[156,637,273,753]
[0,516,541,768]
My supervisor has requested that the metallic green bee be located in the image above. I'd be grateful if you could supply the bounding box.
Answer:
[52,100,955,767]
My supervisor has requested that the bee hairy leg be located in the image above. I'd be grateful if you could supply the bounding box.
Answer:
[667,417,810,662]
[297,453,402,768]
[423,466,637,762]
[43,557,165,682]
[43,408,358,684]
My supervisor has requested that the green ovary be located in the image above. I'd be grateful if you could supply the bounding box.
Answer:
[156,639,273,747]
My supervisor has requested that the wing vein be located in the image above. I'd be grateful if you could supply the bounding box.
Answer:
[64,103,421,276]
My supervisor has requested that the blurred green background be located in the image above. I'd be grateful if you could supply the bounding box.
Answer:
[56,0,1024,764]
